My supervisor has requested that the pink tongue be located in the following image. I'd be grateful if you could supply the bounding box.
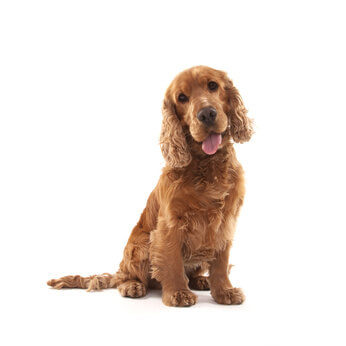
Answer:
[202,133,222,155]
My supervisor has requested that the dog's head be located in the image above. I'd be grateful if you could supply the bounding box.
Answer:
[160,66,253,168]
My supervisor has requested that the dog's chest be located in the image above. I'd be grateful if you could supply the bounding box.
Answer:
[169,151,242,263]
[182,180,236,261]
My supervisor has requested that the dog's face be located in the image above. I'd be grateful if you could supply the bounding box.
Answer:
[160,66,253,168]
[171,66,230,154]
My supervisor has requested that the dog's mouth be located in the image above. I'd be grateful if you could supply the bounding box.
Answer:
[201,132,223,155]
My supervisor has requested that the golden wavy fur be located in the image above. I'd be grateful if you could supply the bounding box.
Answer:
[48,66,253,307]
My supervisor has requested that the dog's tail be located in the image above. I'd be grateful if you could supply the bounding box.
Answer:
[47,273,120,291]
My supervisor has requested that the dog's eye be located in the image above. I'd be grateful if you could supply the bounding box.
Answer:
[178,93,189,103]
[208,81,218,91]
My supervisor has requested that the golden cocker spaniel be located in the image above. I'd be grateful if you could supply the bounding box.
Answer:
[48,66,253,307]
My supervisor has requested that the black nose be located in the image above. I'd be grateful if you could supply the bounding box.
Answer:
[197,106,217,126]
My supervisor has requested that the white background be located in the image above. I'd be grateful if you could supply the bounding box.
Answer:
[1,0,345,345]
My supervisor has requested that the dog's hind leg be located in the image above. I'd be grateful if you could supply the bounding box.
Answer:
[113,192,159,298]
[113,230,151,298]
[187,263,210,291]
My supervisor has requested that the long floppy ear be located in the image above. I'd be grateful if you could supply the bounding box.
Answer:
[228,80,254,143]
[159,99,192,168]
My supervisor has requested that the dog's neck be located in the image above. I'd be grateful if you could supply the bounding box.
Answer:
[164,140,241,188]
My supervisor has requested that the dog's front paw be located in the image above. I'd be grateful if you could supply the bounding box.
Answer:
[163,289,197,307]
[212,287,245,305]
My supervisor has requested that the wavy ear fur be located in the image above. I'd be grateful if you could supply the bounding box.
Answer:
[160,99,192,168]
[228,80,254,143]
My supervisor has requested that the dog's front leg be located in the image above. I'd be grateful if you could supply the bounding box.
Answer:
[209,241,245,305]
[150,228,197,307]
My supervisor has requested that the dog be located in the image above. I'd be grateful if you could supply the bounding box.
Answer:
[47,66,253,307]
